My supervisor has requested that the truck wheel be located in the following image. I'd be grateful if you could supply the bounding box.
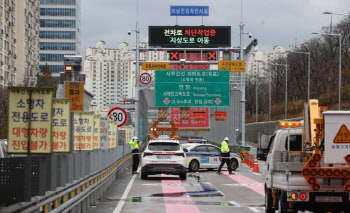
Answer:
[141,171,148,180]
[265,186,274,213]
[189,160,199,172]
[278,191,288,213]
[230,158,239,171]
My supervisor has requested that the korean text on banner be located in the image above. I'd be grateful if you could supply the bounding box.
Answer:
[118,129,126,146]
[52,99,71,152]
[8,87,54,154]
[80,112,94,151]
[100,116,109,149]
[65,81,84,111]
[108,121,116,149]
[8,87,30,153]
[93,114,101,149]
[73,112,81,150]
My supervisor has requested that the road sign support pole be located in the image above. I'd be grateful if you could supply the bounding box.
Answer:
[240,22,246,147]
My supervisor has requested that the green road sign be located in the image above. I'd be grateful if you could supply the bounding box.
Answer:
[155,70,230,107]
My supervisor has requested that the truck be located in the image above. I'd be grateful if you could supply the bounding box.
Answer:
[258,99,350,213]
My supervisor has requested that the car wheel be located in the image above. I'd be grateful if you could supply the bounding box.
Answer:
[189,160,199,172]
[278,190,288,213]
[141,171,148,180]
[265,186,275,213]
[230,158,239,171]
[179,172,187,180]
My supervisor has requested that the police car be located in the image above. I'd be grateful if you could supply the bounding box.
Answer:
[141,136,187,180]
[181,143,240,172]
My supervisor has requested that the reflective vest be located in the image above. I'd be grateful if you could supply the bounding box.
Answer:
[221,140,230,153]
[129,139,139,151]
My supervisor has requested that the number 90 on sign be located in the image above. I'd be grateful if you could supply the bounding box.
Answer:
[140,73,152,85]
[107,107,128,127]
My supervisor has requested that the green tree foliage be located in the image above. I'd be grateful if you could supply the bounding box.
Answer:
[0,87,8,139]
[36,63,58,94]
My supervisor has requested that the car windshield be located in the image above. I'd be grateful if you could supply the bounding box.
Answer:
[148,142,180,151]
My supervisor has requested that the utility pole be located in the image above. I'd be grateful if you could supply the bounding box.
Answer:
[134,0,140,139]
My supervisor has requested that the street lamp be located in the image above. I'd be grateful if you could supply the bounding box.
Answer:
[129,0,141,139]
[323,12,350,33]
[311,32,342,110]
[255,60,264,122]
[286,51,311,101]
[270,63,288,119]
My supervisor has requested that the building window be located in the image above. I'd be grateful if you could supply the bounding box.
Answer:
[40,8,76,16]
[39,42,76,50]
[40,31,76,39]
[40,53,74,61]
[40,19,76,28]
[39,65,65,73]
[40,0,76,5]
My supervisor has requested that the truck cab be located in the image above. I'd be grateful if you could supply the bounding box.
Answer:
[258,100,350,213]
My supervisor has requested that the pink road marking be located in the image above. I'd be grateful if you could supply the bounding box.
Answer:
[161,175,201,213]
[222,171,265,196]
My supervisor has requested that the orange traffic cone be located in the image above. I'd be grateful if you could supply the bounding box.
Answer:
[252,157,260,173]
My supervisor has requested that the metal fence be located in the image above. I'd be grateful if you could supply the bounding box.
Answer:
[0,145,131,212]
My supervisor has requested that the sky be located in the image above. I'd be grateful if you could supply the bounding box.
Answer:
[80,0,350,56]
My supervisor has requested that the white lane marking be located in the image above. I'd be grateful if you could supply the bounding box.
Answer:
[228,201,241,207]
[248,207,261,212]
[224,183,264,186]
[113,167,140,213]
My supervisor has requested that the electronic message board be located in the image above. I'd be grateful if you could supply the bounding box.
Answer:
[149,26,231,48]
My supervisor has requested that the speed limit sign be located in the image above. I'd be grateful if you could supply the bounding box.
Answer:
[140,73,152,85]
[108,107,128,127]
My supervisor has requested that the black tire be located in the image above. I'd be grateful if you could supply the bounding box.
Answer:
[278,190,288,213]
[230,158,239,171]
[141,171,148,180]
[189,160,200,172]
[179,172,187,180]
[265,186,275,213]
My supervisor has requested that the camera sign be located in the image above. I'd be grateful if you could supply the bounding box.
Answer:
[108,107,128,127]
[140,73,152,85]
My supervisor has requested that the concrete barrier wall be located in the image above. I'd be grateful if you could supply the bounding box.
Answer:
[245,117,303,144]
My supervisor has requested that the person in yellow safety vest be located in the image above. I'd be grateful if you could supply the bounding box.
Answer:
[217,137,234,175]
[129,136,140,175]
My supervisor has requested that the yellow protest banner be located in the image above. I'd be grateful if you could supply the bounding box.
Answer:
[218,60,246,72]
[8,87,30,153]
[8,87,54,154]
[108,120,114,149]
[65,81,84,111]
[80,112,94,151]
[93,114,101,149]
[52,99,71,153]
[73,112,82,151]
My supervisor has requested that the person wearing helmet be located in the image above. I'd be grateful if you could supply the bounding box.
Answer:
[129,136,140,175]
[217,137,234,175]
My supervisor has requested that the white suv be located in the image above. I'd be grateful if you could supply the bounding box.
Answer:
[141,136,186,180]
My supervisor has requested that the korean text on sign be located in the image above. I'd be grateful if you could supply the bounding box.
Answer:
[218,60,246,72]
[93,114,101,149]
[8,87,53,154]
[52,99,71,152]
[65,81,84,111]
[108,121,117,149]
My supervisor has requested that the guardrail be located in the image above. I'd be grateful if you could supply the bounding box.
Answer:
[0,146,132,213]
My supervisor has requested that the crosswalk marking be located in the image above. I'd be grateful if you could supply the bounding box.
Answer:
[249,207,261,212]
[228,200,241,207]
